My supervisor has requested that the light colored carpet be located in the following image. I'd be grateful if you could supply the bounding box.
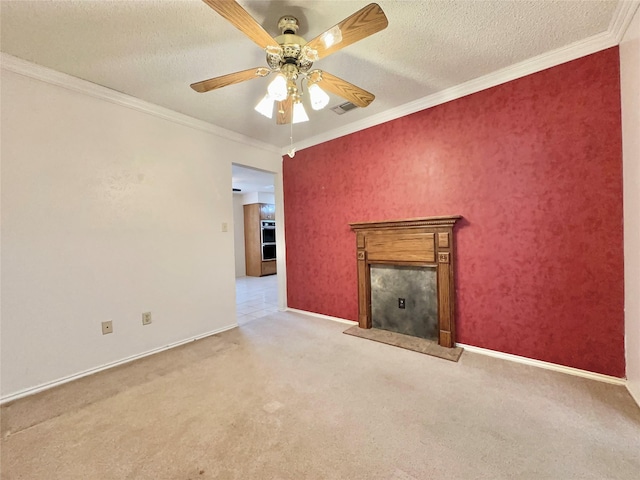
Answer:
[2,311,639,479]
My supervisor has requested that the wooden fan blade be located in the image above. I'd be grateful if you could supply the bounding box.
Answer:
[202,0,280,50]
[303,3,388,61]
[315,71,375,108]
[276,97,293,125]
[190,67,270,93]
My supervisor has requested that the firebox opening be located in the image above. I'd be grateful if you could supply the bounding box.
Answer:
[370,264,438,341]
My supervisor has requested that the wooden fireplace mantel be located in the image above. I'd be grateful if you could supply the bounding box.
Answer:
[349,215,462,348]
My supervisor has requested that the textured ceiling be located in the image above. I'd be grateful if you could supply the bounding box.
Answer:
[0,0,623,150]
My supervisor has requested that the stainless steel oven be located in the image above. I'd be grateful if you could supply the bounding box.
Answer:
[262,243,276,261]
[261,221,276,244]
[261,220,276,261]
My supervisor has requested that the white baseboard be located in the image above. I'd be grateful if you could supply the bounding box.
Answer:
[627,380,640,407]
[288,309,626,387]
[0,323,238,405]
[286,308,358,326]
[3,318,630,404]
[457,343,626,386]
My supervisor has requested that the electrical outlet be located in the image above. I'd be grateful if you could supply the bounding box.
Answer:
[102,321,113,335]
[221,222,228,232]
[398,298,406,309]
[142,312,152,325]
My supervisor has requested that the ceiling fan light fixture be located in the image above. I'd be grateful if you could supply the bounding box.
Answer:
[254,94,275,118]
[308,83,330,110]
[267,74,288,101]
[292,100,309,123]
[192,1,387,125]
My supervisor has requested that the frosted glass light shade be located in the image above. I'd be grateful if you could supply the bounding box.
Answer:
[292,101,309,123]
[254,94,274,118]
[267,75,288,101]
[308,83,330,110]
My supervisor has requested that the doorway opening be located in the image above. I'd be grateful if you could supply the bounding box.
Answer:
[231,163,282,325]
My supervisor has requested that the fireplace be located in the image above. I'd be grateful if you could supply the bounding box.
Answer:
[349,216,462,348]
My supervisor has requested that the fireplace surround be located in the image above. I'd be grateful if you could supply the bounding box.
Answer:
[349,216,462,348]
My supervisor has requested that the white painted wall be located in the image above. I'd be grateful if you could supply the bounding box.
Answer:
[241,192,275,205]
[620,8,640,406]
[232,194,246,277]
[0,68,282,400]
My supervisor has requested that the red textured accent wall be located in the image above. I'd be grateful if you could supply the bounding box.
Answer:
[283,47,624,377]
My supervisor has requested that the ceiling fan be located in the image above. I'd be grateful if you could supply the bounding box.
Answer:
[190,0,389,125]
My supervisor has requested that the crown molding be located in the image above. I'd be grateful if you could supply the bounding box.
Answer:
[288,0,640,155]
[0,53,281,155]
[3,0,637,159]
[610,0,640,43]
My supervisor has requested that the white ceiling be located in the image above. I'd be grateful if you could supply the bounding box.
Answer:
[232,163,275,193]
[0,1,634,152]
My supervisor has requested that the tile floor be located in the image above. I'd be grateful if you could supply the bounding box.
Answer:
[235,274,279,325]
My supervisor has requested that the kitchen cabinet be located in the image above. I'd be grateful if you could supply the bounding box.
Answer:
[244,203,277,277]
[260,203,276,220]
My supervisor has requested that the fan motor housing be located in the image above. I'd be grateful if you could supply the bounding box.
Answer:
[266,16,313,73]
[278,16,299,34]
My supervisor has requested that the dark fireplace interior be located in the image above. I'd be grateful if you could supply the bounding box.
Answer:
[370,264,438,341]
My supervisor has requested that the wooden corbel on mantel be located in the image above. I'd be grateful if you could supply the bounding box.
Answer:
[349,216,462,348]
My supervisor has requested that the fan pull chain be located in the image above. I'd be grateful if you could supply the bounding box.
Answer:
[288,121,296,158]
